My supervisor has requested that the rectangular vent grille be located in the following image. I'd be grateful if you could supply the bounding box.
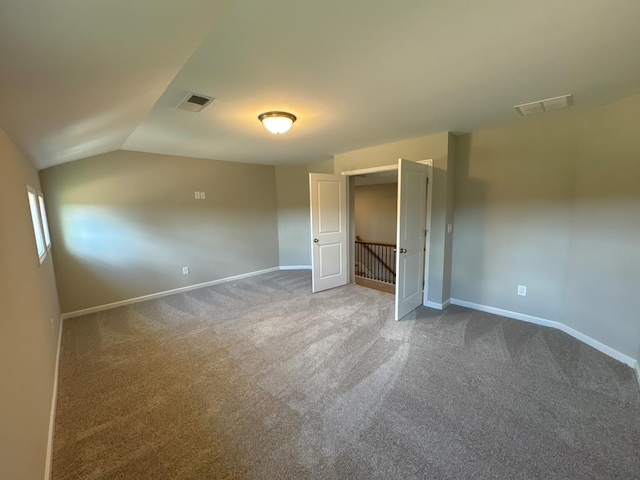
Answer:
[515,94,573,116]
[177,92,214,112]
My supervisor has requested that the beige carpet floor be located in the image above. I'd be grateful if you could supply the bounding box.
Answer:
[52,270,640,479]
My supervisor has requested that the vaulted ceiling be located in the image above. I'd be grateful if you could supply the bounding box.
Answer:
[2,0,639,170]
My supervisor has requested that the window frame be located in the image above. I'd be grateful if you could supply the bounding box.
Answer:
[26,185,51,264]
[37,191,51,248]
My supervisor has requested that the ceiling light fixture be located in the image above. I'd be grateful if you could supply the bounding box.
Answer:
[258,111,297,134]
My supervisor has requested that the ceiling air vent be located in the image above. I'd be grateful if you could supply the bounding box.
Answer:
[176,92,214,112]
[515,94,573,116]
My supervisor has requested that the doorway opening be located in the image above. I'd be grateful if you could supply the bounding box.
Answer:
[309,158,432,320]
[353,171,398,294]
[345,159,433,320]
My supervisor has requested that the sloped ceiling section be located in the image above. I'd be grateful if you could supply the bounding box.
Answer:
[1,0,640,169]
[123,0,640,165]
[0,0,231,169]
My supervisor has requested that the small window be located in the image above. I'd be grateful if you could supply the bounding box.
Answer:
[37,192,51,248]
[26,185,51,264]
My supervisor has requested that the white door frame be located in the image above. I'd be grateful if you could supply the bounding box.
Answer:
[342,159,433,306]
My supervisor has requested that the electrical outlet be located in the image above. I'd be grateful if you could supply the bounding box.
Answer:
[194,191,201,200]
[200,191,206,199]
[447,223,453,234]
[182,266,189,275]
[517,285,527,296]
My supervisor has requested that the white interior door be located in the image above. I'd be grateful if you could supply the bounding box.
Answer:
[310,173,348,293]
[395,159,428,320]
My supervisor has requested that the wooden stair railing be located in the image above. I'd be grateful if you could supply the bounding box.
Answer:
[355,236,396,280]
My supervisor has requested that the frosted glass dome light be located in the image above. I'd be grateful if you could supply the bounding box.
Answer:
[258,111,297,134]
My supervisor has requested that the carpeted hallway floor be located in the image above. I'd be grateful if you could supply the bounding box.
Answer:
[52,270,640,479]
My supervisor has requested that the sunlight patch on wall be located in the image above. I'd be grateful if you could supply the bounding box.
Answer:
[60,205,161,264]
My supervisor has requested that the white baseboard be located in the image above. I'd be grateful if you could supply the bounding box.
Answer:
[61,267,281,320]
[44,315,63,480]
[279,265,312,270]
[450,299,636,368]
[635,361,640,388]
[424,298,450,310]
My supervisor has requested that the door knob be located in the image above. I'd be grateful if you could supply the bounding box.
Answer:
[314,238,319,243]
[400,248,407,253]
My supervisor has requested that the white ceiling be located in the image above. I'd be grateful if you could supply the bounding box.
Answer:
[2,0,640,170]
[0,0,231,169]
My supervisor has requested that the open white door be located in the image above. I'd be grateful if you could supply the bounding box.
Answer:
[395,159,428,320]
[310,173,348,293]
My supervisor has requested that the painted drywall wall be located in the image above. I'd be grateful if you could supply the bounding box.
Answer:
[0,129,61,480]
[452,93,640,360]
[334,132,455,305]
[274,159,335,267]
[275,165,312,266]
[307,158,334,174]
[40,150,279,313]
[442,133,457,300]
[562,94,640,360]
[354,183,397,245]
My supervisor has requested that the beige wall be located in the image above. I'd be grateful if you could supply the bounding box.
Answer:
[274,159,334,267]
[275,165,311,266]
[442,133,457,300]
[452,93,640,360]
[40,150,279,313]
[334,132,455,305]
[307,158,335,175]
[354,183,397,245]
[0,129,61,480]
